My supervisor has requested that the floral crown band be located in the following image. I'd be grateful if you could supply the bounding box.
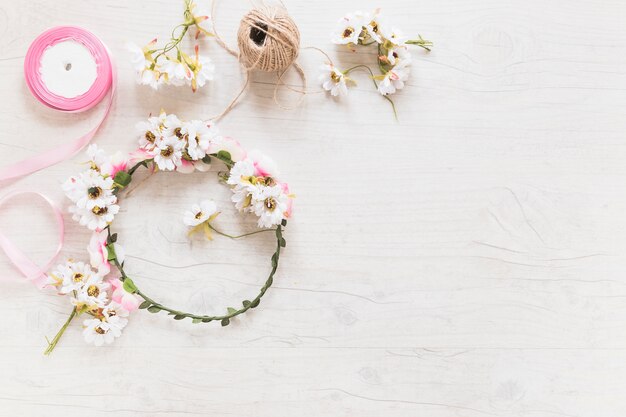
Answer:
[44,112,293,353]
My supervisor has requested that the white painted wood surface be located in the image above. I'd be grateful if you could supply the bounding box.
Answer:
[0,0,625,415]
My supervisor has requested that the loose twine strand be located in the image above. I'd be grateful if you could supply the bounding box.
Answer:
[209,0,328,121]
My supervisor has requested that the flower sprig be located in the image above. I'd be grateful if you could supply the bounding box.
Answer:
[321,8,432,117]
[127,0,215,91]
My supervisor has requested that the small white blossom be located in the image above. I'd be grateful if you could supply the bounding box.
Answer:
[161,59,191,86]
[319,64,348,97]
[136,117,162,150]
[72,274,110,308]
[364,10,385,43]
[48,261,95,294]
[252,185,289,228]
[386,45,412,66]
[183,120,213,160]
[193,55,215,89]
[227,159,255,187]
[139,68,164,90]
[70,202,120,231]
[332,12,365,45]
[71,170,116,210]
[153,135,184,171]
[183,200,218,226]
[377,61,411,96]
[82,318,116,346]
[126,42,149,72]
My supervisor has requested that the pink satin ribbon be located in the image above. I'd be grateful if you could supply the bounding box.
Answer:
[0,192,64,288]
[2,26,116,182]
[0,27,114,286]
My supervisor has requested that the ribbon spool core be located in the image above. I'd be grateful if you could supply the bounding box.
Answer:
[39,40,98,99]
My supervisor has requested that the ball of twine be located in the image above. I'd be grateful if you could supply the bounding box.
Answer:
[236,6,300,73]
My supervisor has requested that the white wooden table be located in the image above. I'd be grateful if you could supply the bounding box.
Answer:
[0,0,624,415]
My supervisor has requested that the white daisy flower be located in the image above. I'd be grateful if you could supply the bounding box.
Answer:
[380,26,407,46]
[47,261,94,294]
[183,120,213,160]
[139,68,164,90]
[161,59,191,86]
[83,319,116,346]
[386,45,412,66]
[154,135,184,171]
[364,10,385,43]
[136,117,161,150]
[319,64,348,97]
[183,200,218,226]
[72,274,110,307]
[227,159,255,187]
[161,114,185,141]
[86,144,110,173]
[74,170,116,210]
[231,186,254,212]
[126,42,148,72]
[377,61,411,95]
[193,55,215,88]
[70,202,120,231]
[103,302,129,333]
[62,174,87,203]
[252,185,289,228]
[332,12,365,45]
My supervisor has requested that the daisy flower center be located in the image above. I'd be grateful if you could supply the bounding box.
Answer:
[95,326,106,334]
[108,310,117,317]
[88,186,102,199]
[369,20,379,33]
[91,206,108,216]
[145,131,156,143]
[264,197,277,211]
[194,211,203,220]
[87,285,100,297]
[173,127,184,139]
[161,145,174,157]
[72,272,85,283]
[342,27,355,38]
[331,71,342,83]
[263,177,276,186]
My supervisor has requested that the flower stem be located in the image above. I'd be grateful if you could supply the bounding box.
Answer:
[345,64,398,121]
[44,308,77,355]
[208,224,276,239]
[406,35,433,52]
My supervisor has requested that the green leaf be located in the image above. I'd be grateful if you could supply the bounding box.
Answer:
[242,300,251,308]
[279,238,286,248]
[250,299,260,308]
[122,278,137,294]
[173,314,186,320]
[227,307,238,315]
[266,276,273,286]
[271,253,278,268]
[201,155,211,164]
[192,318,202,324]
[147,306,161,313]
[138,301,151,309]
[221,318,230,326]
[202,318,213,323]
[216,150,232,161]
[114,171,132,187]
[110,233,118,243]
[281,219,287,226]
[106,245,117,261]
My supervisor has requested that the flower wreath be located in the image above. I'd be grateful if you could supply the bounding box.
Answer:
[43,112,294,353]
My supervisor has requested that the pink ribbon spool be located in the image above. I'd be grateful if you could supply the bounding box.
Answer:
[0,27,114,287]
[0,26,115,182]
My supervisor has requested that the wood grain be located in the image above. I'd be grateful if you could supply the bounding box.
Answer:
[0,0,625,415]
